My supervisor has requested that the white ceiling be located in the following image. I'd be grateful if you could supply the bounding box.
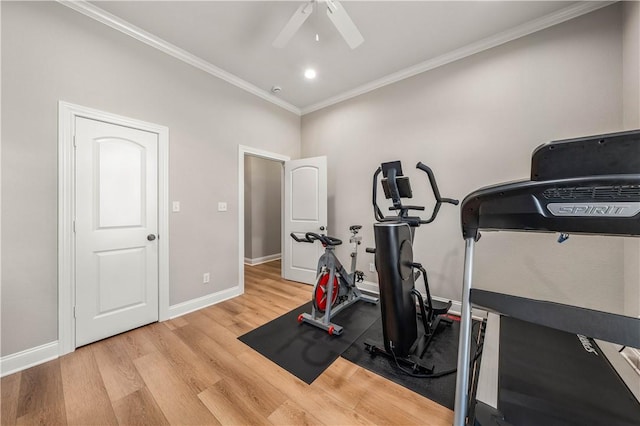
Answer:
[84,1,609,115]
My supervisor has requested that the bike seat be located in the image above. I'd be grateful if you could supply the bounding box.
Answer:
[349,225,362,231]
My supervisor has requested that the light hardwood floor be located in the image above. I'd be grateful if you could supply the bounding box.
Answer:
[1,261,453,425]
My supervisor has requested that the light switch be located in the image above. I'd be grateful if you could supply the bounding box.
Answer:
[218,202,227,212]
[172,201,180,212]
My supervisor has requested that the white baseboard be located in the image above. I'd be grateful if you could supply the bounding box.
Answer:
[1,341,59,378]
[358,279,380,295]
[168,286,243,319]
[244,253,281,266]
[359,280,486,320]
[0,287,244,377]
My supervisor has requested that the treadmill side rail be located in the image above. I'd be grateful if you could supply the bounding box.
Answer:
[470,289,640,349]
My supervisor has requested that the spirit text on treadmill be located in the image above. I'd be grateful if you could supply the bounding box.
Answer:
[547,202,640,217]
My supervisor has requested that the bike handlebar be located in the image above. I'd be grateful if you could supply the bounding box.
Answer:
[290,232,309,243]
[290,232,342,246]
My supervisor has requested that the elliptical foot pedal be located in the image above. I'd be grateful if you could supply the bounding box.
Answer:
[364,339,382,357]
[363,339,435,375]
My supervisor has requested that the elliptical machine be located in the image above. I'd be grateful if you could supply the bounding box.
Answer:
[365,161,459,374]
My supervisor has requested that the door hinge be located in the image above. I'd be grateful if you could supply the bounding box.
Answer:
[73,135,77,148]
[73,306,76,318]
[73,220,76,233]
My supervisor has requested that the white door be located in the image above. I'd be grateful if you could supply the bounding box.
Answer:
[283,156,328,284]
[75,117,159,347]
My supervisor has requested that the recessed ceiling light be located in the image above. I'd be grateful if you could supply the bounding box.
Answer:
[304,69,317,80]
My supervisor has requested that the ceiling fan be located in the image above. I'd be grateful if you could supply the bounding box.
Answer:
[272,0,364,49]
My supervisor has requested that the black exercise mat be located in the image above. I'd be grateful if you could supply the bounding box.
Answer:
[238,300,381,384]
[341,317,481,410]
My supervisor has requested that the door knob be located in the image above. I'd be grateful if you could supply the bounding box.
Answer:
[147,234,156,241]
[319,226,325,231]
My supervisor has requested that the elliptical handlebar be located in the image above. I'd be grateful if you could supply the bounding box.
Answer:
[290,232,343,246]
[373,161,459,226]
[415,162,459,224]
[373,167,385,222]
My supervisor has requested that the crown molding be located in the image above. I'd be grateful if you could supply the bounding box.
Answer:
[300,1,616,115]
[56,1,615,117]
[57,0,301,116]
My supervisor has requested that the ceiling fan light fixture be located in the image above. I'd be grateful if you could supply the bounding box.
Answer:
[272,0,363,49]
[304,68,317,79]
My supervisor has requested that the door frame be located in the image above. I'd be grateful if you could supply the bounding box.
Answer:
[58,101,170,355]
[238,145,290,293]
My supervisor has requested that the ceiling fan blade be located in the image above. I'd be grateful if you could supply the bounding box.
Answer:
[272,1,314,48]
[325,0,363,49]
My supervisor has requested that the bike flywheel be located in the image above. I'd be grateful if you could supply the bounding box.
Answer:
[313,272,339,312]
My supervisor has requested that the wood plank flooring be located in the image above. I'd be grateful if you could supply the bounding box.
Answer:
[1,261,453,425]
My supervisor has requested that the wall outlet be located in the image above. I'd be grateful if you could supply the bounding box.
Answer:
[172,201,180,212]
[369,263,376,272]
[203,273,210,284]
[217,202,227,212]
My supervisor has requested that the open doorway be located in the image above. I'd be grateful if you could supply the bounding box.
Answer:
[244,156,283,266]
[237,146,289,293]
[238,146,328,292]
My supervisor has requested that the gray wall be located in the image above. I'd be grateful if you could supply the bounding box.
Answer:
[244,158,254,259]
[244,156,282,261]
[623,1,640,318]
[302,5,629,314]
[1,2,300,356]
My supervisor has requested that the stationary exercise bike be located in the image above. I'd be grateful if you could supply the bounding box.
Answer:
[365,161,458,374]
[291,226,379,335]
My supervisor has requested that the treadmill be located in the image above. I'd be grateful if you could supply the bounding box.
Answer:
[452,130,640,425]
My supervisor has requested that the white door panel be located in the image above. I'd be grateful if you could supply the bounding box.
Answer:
[291,167,320,220]
[95,247,146,315]
[283,156,327,284]
[97,139,144,228]
[75,117,159,347]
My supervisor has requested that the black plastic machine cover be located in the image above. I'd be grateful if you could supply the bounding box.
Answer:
[530,129,640,181]
[460,130,640,240]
